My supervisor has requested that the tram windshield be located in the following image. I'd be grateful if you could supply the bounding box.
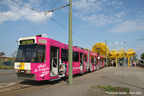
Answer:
[15,44,46,63]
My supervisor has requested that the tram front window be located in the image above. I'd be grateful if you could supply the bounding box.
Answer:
[15,44,45,63]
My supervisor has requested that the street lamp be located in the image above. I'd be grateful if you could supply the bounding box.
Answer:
[16,40,18,49]
[122,42,126,67]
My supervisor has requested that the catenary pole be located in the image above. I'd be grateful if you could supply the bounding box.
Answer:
[68,0,73,85]
[105,40,108,68]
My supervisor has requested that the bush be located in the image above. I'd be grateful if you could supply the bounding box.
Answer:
[98,85,129,93]
[0,63,14,69]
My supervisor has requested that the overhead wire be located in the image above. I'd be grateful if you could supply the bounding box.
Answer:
[48,0,59,11]
[11,0,40,13]
[11,0,93,46]
[132,35,144,57]
[132,35,144,48]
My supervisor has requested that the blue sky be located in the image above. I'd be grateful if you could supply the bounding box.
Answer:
[0,0,144,59]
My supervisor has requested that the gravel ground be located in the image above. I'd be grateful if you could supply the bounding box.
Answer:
[82,85,131,96]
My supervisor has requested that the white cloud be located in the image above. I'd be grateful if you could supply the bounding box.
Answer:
[111,1,117,5]
[65,0,125,27]
[108,42,119,46]
[136,48,141,51]
[110,18,144,33]
[102,0,107,2]
[88,0,97,2]
[114,42,119,45]
[71,0,106,13]
[116,47,123,51]
[0,11,20,23]
[109,44,113,46]
[107,1,123,5]
[42,34,48,37]
[115,12,125,18]
[0,0,53,24]
[74,12,122,26]
[117,2,123,5]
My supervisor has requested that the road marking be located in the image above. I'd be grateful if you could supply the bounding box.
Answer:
[0,83,15,88]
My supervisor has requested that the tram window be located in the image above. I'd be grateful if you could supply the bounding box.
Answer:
[50,46,59,67]
[94,57,96,64]
[102,58,104,62]
[91,55,94,63]
[96,57,98,63]
[26,48,35,61]
[33,45,46,63]
[100,58,102,62]
[16,44,45,63]
[61,49,68,61]
[84,54,87,62]
[73,51,79,62]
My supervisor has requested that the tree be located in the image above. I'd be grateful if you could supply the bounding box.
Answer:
[11,51,17,58]
[0,52,5,57]
[133,53,137,61]
[141,53,144,59]
[0,52,5,65]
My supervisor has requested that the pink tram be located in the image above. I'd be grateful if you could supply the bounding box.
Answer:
[14,35,105,81]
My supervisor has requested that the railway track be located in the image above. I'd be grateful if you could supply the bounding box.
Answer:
[0,78,66,96]
[136,63,144,68]
[0,72,88,96]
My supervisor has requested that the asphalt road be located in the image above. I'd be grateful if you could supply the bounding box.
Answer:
[0,67,144,96]
[0,69,19,83]
[0,69,14,73]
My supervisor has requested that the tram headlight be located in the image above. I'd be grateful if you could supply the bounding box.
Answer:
[25,70,31,74]
[15,69,20,73]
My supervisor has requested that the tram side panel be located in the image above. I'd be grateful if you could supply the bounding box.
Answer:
[15,35,102,81]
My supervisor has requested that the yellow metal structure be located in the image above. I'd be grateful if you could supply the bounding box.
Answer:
[127,48,135,57]
[118,49,126,58]
[109,49,118,67]
[126,48,135,67]
[110,48,135,67]
[92,42,109,57]
[92,42,136,67]
[83,48,89,50]
[109,49,118,59]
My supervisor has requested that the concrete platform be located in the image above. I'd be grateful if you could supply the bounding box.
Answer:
[19,67,144,96]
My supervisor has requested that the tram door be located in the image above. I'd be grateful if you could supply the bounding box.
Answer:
[50,46,59,77]
[80,53,84,71]
[94,57,96,70]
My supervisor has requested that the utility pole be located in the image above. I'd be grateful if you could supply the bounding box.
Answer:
[124,51,125,67]
[105,40,107,68]
[44,2,72,85]
[122,42,126,67]
[68,0,73,85]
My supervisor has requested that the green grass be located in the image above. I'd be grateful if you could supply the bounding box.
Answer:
[0,64,14,69]
[98,85,129,93]
[90,85,95,89]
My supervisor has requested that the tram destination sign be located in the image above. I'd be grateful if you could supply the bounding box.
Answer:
[20,39,35,44]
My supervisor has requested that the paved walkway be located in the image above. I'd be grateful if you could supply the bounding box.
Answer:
[19,67,144,96]
[0,69,14,75]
